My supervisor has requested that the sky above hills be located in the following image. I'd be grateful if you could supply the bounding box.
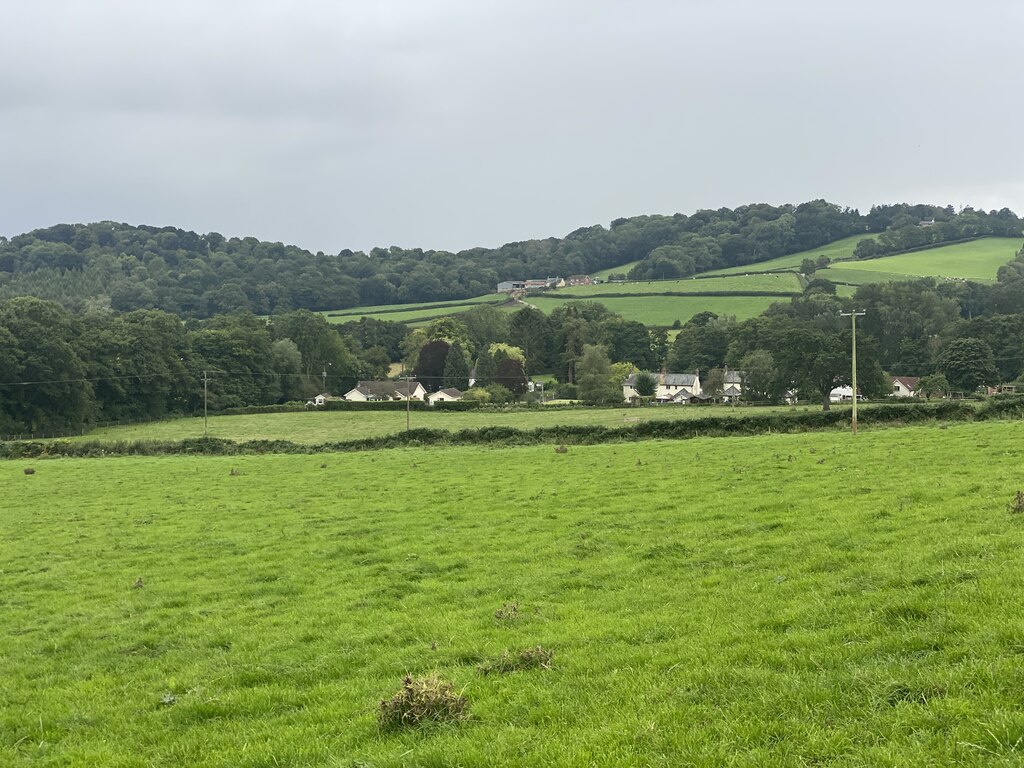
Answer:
[2,0,1021,254]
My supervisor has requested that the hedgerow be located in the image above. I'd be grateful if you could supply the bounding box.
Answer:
[0,401,984,459]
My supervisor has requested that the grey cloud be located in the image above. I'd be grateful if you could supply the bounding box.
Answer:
[1,0,1022,253]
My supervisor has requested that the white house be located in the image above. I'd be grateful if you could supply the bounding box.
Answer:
[829,385,855,403]
[723,370,744,402]
[623,371,702,403]
[426,388,463,405]
[310,393,343,406]
[891,376,920,398]
[344,380,426,402]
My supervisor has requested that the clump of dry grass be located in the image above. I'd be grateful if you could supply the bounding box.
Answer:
[494,602,519,621]
[1010,490,1024,514]
[478,646,554,676]
[554,444,568,454]
[23,467,35,475]
[378,674,468,729]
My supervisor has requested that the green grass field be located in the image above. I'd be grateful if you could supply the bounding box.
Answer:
[552,272,802,297]
[591,260,642,280]
[706,235,875,276]
[73,404,817,444]
[528,295,786,326]
[320,295,505,325]
[831,237,1021,282]
[5,421,1024,766]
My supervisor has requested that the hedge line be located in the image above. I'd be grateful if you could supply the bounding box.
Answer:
[0,400,990,459]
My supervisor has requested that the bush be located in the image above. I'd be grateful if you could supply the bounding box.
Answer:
[378,674,468,729]
[555,382,578,400]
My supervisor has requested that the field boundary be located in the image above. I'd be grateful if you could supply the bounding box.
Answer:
[5,399,1016,459]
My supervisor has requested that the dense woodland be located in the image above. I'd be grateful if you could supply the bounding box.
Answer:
[1,201,1021,316]
[2,236,1024,434]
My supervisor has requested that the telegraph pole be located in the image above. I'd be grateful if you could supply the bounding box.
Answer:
[322,368,327,393]
[202,370,210,437]
[839,310,866,434]
[402,375,411,432]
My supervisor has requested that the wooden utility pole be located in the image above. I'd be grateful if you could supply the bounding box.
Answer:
[840,310,866,434]
[202,370,210,437]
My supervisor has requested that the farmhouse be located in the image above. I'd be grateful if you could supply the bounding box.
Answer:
[426,388,463,405]
[344,380,426,402]
[623,371,702,403]
[891,376,920,398]
[496,280,526,293]
[723,370,744,402]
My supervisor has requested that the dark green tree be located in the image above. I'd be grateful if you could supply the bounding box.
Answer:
[442,342,470,391]
[576,345,623,405]
[938,338,999,392]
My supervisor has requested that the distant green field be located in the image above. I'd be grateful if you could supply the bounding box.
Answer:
[323,297,508,325]
[74,403,816,445]
[591,259,642,280]
[528,294,786,325]
[553,272,802,297]
[6,421,1024,765]
[324,294,501,319]
[832,237,1021,281]
[706,234,875,276]
[818,267,914,286]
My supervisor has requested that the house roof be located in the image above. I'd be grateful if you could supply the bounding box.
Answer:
[429,388,463,399]
[723,384,742,396]
[892,376,920,390]
[663,372,699,386]
[348,380,423,399]
[724,371,744,384]
[624,372,699,387]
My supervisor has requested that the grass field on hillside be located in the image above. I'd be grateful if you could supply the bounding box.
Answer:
[74,404,819,444]
[5,422,1024,766]
[322,297,508,325]
[591,260,642,280]
[552,272,802,297]
[817,266,915,286]
[833,237,1021,281]
[706,234,875,276]
[323,294,500,319]
[528,295,786,325]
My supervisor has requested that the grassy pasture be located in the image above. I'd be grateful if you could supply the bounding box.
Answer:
[552,272,802,297]
[527,295,785,326]
[72,404,818,444]
[706,235,875,276]
[831,237,1021,282]
[5,422,1024,766]
[322,297,508,326]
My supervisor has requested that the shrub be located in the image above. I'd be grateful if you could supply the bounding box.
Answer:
[378,674,468,729]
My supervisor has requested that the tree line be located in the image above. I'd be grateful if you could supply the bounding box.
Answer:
[2,201,1019,318]
[3,241,1023,434]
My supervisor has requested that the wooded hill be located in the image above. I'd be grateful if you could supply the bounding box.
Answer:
[2,201,1020,318]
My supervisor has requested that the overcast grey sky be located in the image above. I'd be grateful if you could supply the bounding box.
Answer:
[1,0,1021,254]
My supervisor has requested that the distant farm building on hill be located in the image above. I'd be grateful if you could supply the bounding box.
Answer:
[496,277,563,293]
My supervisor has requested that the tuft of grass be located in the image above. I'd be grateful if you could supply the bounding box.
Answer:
[378,674,468,729]
[494,602,520,622]
[1010,490,1024,514]
[478,646,554,676]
